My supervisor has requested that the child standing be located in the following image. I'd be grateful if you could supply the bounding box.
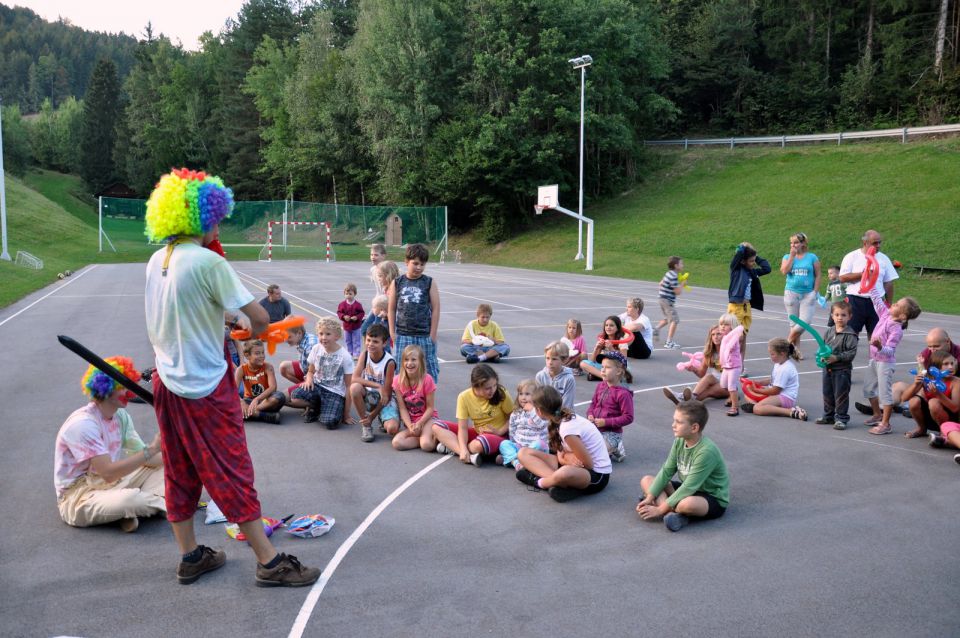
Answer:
[376,261,400,300]
[727,242,771,362]
[741,338,807,420]
[432,364,513,466]
[863,285,921,434]
[561,318,586,372]
[235,340,285,424]
[337,283,365,358]
[292,316,355,429]
[718,313,745,416]
[586,351,634,463]
[369,243,386,298]
[655,256,684,349]
[359,294,391,353]
[460,303,510,363]
[391,345,440,452]
[637,400,729,532]
[814,301,859,429]
[388,243,441,382]
[498,379,550,468]
[580,316,634,381]
[824,265,845,327]
[535,341,576,409]
[903,350,959,440]
[349,324,399,443]
[515,386,612,503]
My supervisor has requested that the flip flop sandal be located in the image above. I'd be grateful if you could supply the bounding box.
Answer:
[869,424,892,435]
[726,408,739,417]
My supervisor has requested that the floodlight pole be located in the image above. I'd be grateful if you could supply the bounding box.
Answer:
[0,95,11,261]
[570,54,592,261]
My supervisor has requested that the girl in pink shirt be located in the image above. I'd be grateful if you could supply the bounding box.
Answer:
[718,313,745,416]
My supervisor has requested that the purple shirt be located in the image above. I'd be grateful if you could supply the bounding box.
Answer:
[868,287,901,363]
[587,382,634,434]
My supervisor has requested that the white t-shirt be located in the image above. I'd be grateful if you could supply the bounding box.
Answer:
[559,414,612,474]
[619,311,654,350]
[771,360,800,402]
[839,249,899,297]
[145,242,254,399]
[54,404,145,496]
[307,345,356,397]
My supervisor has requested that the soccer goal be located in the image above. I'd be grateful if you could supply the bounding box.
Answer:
[258,221,334,262]
[14,250,43,270]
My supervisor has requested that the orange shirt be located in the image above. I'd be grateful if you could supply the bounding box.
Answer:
[240,363,269,399]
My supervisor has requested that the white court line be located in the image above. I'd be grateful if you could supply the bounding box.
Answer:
[236,270,336,315]
[288,454,453,638]
[0,266,97,329]
[443,290,530,311]
[831,436,941,457]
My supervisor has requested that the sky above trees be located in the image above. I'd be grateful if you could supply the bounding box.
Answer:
[11,0,245,50]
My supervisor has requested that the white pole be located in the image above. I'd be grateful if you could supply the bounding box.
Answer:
[444,206,449,253]
[585,219,594,271]
[98,196,103,253]
[0,97,10,261]
[283,198,288,251]
[575,65,585,261]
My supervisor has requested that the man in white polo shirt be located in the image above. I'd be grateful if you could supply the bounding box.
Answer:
[838,229,898,338]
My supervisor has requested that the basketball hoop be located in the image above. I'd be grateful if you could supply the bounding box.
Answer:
[534,205,546,215]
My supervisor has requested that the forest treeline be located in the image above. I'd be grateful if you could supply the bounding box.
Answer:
[2,0,958,240]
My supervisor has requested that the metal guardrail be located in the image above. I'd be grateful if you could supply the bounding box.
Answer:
[644,123,960,149]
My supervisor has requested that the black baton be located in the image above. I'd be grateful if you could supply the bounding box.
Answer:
[57,335,155,406]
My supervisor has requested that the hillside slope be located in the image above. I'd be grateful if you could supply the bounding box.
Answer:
[454,138,960,313]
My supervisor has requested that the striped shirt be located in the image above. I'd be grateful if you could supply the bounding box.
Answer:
[659,270,679,302]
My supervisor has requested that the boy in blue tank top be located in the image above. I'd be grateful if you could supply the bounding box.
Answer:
[388,243,441,382]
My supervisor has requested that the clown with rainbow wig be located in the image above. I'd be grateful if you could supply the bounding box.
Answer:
[143,168,320,586]
[55,356,165,533]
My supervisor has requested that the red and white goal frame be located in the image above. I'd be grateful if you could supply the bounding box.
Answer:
[261,221,332,262]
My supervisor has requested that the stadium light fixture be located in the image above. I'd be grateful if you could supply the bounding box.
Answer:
[568,55,592,261]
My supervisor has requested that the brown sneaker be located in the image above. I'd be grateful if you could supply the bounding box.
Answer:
[255,553,321,588]
[662,387,679,405]
[176,545,226,585]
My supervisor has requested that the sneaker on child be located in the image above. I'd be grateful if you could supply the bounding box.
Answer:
[361,425,374,442]
[663,512,689,532]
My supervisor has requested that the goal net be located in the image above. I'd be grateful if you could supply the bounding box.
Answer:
[257,221,335,262]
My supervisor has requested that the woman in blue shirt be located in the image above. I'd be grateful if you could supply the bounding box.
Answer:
[779,232,821,360]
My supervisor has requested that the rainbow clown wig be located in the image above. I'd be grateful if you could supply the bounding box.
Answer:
[81,356,141,401]
[144,168,234,243]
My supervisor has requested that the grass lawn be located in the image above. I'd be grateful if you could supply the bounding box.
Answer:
[452,138,960,314]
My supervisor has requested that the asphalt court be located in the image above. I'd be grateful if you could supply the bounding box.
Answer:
[1,259,958,638]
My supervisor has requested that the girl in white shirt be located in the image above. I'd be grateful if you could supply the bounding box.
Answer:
[742,338,807,420]
[515,386,612,502]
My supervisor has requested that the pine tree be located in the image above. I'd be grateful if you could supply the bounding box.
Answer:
[80,58,121,191]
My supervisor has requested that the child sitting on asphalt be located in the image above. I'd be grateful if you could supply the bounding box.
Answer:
[460,303,510,364]
[279,322,318,396]
[391,345,440,452]
[815,301,859,430]
[586,351,634,463]
[498,379,550,468]
[561,318,586,373]
[235,340,285,424]
[433,363,514,466]
[535,341,576,409]
[515,386,612,503]
[637,399,729,532]
[290,316,355,429]
[663,325,726,405]
[903,349,959,440]
[349,324,399,443]
[581,315,634,382]
[741,338,807,421]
